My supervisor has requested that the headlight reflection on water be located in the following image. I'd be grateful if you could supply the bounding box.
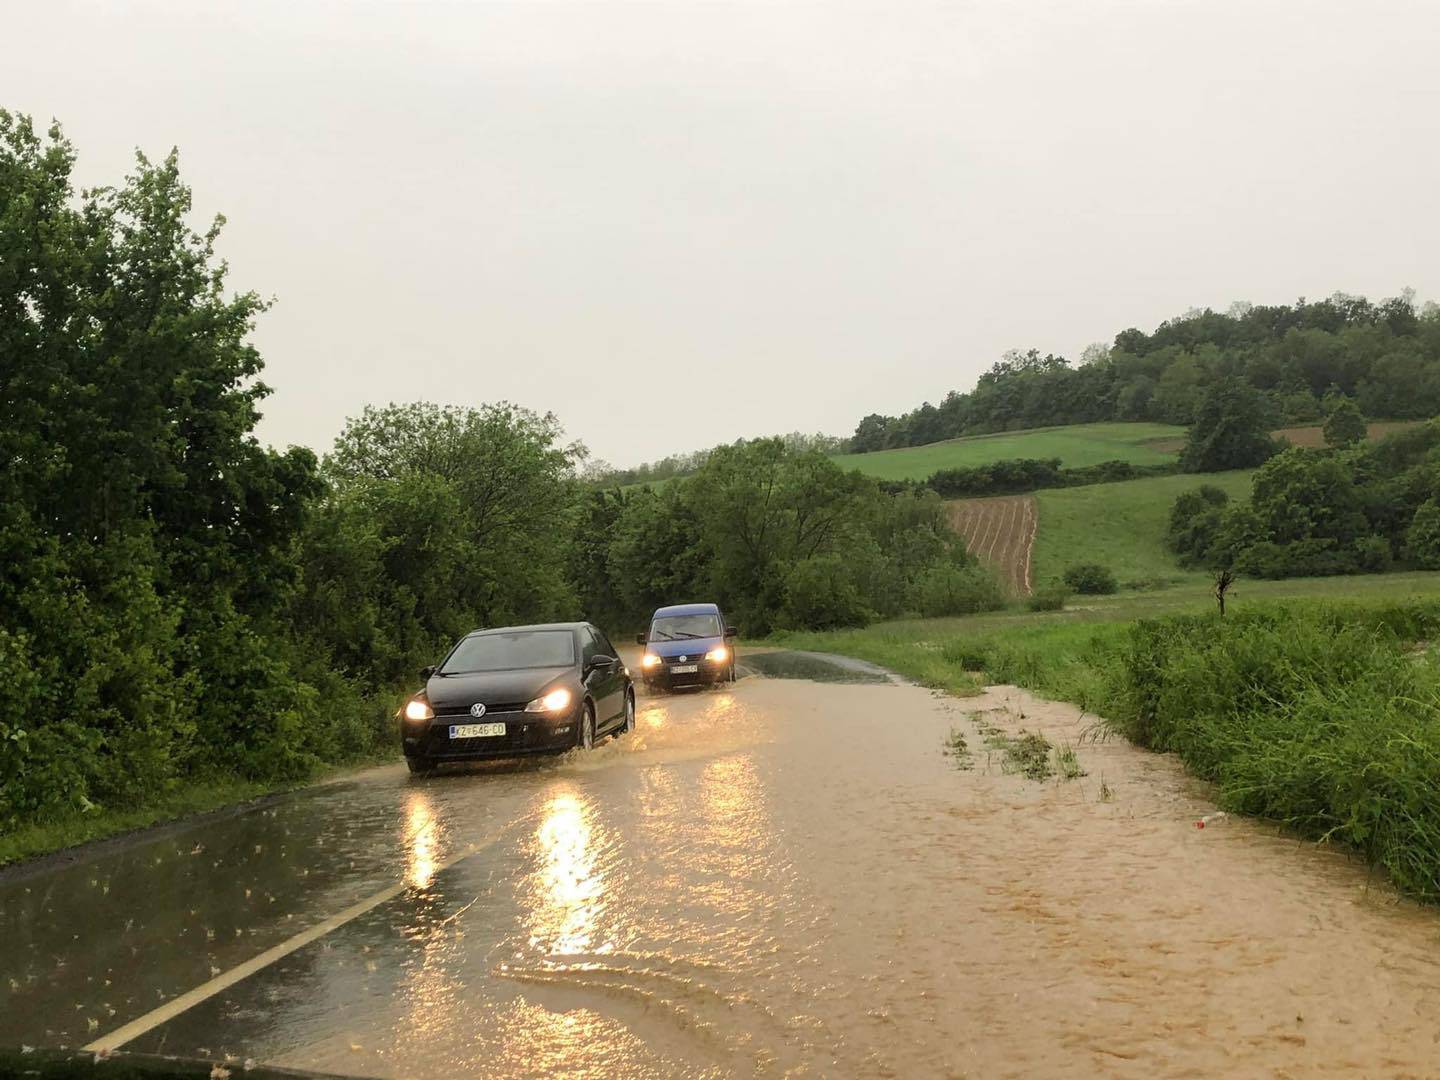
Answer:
[405,792,441,890]
[530,789,606,956]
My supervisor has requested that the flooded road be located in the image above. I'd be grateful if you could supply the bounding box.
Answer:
[3,653,1439,1077]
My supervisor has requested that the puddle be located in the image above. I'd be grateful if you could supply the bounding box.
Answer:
[741,649,891,684]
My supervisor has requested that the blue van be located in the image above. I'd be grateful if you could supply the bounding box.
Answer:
[636,603,737,689]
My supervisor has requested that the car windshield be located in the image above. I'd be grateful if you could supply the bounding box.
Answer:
[440,630,575,673]
[649,613,722,640]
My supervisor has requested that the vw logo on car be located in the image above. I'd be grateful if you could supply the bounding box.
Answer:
[469,702,487,718]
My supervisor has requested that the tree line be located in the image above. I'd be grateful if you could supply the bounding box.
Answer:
[583,431,848,488]
[850,293,1439,452]
[1168,419,1440,579]
[0,115,1006,833]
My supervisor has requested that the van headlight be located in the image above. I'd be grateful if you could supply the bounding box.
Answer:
[404,698,434,722]
[525,688,573,713]
[705,646,729,663]
[641,653,661,668]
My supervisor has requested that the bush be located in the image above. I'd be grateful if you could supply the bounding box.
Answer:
[778,556,874,630]
[1062,562,1118,595]
[909,563,1008,617]
[1166,485,1231,563]
[940,640,989,670]
[1108,606,1440,901]
[1407,499,1440,568]
[1025,584,1070,612]
[1233,538,1361,579]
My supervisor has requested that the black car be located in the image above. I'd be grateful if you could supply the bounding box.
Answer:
[400,622,634,774]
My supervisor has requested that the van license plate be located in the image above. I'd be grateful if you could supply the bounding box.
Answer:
[450,722,505,739]
[670,664,698,674]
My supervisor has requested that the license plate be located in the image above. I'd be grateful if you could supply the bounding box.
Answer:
[670,664,699,674]
[449,722,505,739]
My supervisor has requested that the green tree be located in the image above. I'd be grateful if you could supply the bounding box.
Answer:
[1,112,323,824]
[1406,499,1440,568]
[1323,398,1367,447]
[1180,378,1278,473]
[324,401,581,631]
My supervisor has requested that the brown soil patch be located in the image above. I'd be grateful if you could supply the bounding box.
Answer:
[946,495,1036,595]
[1273,419,1422,448]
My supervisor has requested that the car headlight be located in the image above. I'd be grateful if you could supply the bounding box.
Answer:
[404,698,434,722]
[525,687,573,713]
[641,653,661,668]
[705,646,729,663]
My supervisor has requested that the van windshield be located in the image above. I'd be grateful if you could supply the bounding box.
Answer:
[649,613,722,641]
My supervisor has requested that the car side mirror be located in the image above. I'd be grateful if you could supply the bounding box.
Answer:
[586,653,616,672]
[419,664,437,678]
[635,633,647,645]
[724,627,738,638]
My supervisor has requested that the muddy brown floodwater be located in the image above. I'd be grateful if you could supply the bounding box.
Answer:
[3,653,1440,1078]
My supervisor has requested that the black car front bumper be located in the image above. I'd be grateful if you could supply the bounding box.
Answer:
[402,709,577,761]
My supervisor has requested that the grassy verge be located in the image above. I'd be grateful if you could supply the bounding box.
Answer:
[0,751,397,868]
[772,581,1440,902]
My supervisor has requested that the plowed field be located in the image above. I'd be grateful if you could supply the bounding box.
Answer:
[946,495,1036,595]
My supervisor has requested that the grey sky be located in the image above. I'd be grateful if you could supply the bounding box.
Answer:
[11,1,1440,467]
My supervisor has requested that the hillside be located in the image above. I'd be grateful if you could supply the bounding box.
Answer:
[830,422,1184,481]
[1029,471,1256,589]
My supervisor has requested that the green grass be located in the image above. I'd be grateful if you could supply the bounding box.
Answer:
[830,422,1185,481]
[1032,469,1256,589]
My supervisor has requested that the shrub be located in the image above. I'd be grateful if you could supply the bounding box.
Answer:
[1406,499,1440,568]
[940,640,990,670]
[1166,485,1231,562]
[1353,535,1392,572]
[1062,562,1118,595]
[1025,584,1070,612]
[778,556,874,630]
[909,563,1008,617]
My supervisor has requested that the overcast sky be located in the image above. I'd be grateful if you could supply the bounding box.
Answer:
[10,1,1440,466]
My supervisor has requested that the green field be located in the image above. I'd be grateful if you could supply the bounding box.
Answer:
[769,570,1440,694]
[830,422,1185,481]
[1030,469,1255,589]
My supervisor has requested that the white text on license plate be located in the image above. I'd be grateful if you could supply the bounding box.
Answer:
[450,722,505,739]
[670,664,699,674]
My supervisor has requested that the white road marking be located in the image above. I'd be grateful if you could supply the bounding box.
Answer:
[83,836,498,1052]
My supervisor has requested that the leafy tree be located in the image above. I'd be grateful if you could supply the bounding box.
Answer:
[1406,499,1440,569]
[324,401,581,633]
[1180,378,1278,473]
[1,112,324,824]
[1166,485,1231,564]
[1323,398,1367,447]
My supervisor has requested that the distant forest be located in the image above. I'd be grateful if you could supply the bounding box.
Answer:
[850,292,1437,452]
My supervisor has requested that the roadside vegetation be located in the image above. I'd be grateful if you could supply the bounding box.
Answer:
[774,589,1440,903]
